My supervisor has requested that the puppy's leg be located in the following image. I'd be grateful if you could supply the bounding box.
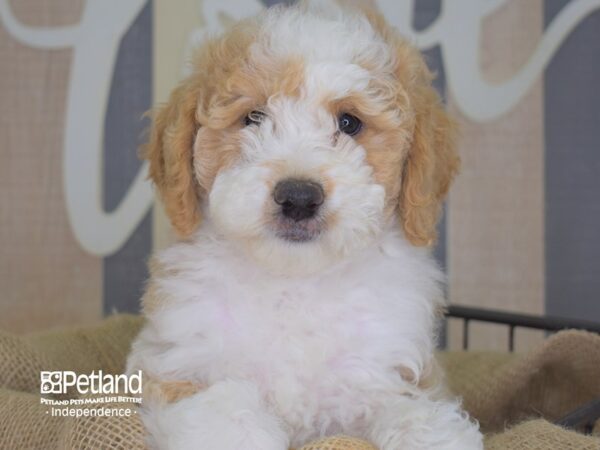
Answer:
[367,395,483,450]
[141,379,289,450]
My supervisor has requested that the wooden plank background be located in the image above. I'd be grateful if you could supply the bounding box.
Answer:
[0,0,101,333]
[447,0,546,351]
[1,0,598,351]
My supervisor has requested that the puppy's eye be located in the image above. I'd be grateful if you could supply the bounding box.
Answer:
[338,113,362,136]
[244,110,266,126]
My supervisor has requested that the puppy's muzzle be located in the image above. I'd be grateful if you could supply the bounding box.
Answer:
[273,179,324,221]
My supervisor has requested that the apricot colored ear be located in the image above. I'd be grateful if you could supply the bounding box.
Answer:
[143,80,201,237]
[353,6,459,246]
[400,66,459,246]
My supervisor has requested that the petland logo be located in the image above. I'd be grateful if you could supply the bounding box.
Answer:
[40,370,142,395]
[40,371,142,418]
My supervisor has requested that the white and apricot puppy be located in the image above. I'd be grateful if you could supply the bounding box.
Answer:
[127,1,482,449]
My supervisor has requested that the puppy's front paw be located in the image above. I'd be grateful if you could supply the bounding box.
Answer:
[369,396,483,450]
[141,380,289,450]
[374,427,482,450]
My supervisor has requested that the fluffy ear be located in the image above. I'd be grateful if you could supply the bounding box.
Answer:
[143,79,201,237]
[352,4,459,246]
[399,64,459,247]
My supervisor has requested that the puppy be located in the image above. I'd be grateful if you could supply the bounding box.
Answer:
[127,1,482,449]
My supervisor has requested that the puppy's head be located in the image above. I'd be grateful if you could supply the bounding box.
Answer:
[145,1,458,275]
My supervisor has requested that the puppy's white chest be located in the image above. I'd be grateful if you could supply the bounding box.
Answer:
[203,282,392,385]
[132,230,442,427]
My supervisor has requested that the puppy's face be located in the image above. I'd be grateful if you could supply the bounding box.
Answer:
[146,2,458,275]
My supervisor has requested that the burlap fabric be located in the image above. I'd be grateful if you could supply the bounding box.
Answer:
[439,330,600,433]
[0,315,144,449]
[1,315,599,449]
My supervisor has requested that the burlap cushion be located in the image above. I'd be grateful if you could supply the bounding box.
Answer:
[440,330,600,433]
[484,419,600,450]
[1,314,599,449]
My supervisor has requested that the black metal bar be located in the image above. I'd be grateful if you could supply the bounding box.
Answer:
[445,304,600,435]
[446,305,600,334]
[556,399,600,432]
[508,325,515,352]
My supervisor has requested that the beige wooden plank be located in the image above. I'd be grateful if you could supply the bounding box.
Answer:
[0,0,102,333]
[447,1,545,352]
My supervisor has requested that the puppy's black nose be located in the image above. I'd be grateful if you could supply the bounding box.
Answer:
[273,179,325,221]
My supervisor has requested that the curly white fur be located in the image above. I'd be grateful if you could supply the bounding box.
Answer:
[128,222,481,449]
